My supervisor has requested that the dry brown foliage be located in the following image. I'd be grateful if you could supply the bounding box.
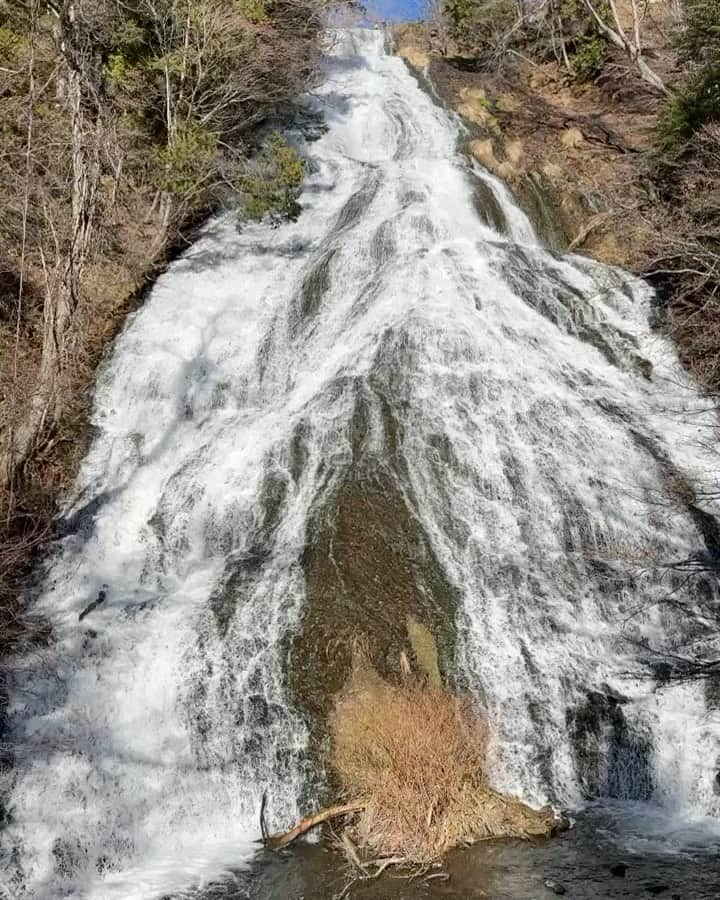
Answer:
[330,652,558,862]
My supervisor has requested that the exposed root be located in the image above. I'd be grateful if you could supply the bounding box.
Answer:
[340,830,364,870]
[332,833,441,900]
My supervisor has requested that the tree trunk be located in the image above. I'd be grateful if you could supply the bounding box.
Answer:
[3,1,102,482]
[582,0,672,96]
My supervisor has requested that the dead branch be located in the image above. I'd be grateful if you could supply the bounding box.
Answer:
[265,801,366,850]
[582,0,671,95]
[340,829,364,871]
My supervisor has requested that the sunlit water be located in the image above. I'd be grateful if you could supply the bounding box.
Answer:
[3,27,719,900]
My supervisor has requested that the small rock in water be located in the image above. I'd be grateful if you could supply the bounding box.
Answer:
[544,880,566,895]
[610,862,628,877]
[78,584,108,622]
[645,886,669,896]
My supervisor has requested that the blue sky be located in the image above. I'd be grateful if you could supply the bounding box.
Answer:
[364,0,427,22]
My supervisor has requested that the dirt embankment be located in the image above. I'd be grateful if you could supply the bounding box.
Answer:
[393,23,671,272]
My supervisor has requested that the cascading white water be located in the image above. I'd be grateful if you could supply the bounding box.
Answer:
[3,26,720,900]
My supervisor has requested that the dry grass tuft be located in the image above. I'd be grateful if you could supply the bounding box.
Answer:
[330,651,558,862]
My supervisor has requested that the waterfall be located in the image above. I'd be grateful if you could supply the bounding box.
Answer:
[3,27,719,900]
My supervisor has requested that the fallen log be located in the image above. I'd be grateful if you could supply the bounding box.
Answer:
[265,800,366,850]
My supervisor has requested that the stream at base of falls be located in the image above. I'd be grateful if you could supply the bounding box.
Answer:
[3,25,720,900]
[189,808,720,900]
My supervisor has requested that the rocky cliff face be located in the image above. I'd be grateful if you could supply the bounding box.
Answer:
[393,24,667,272]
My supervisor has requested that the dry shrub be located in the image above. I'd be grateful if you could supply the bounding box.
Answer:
[330,653,558,862]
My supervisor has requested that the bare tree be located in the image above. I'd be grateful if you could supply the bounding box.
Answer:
[1,0,325,488]
[3,1,106,482]
[582,0,671,94]
[426,0,451,55]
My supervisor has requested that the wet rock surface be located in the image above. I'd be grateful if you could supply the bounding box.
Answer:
[288,386,460,759]
[289,465,458,727]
